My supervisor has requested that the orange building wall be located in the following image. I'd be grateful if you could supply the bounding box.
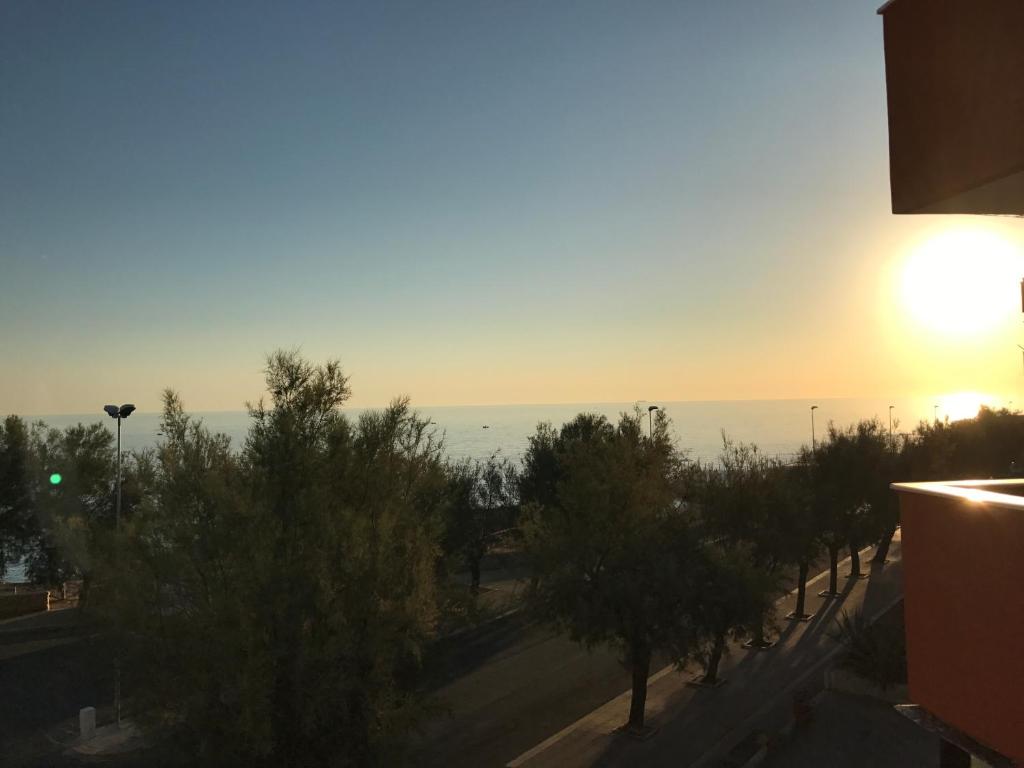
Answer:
[899,491,1024,762]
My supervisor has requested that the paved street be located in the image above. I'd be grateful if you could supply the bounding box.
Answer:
[0,608,116,767]
[412,541,901,768]
[414,610,671,768]
[509,533,903,768]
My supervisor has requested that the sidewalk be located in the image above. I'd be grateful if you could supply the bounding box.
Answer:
[759,689,932,768]
[507,533,904,768]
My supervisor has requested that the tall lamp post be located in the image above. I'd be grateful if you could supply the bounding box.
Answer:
[810,405,818,451]
[934,403,939,423]
[647,405,660,439]
[103,404,135,530]
[102,403,133,729]
[889,405,895,440]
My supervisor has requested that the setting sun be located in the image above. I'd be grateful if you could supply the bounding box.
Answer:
[901,229,1022,337]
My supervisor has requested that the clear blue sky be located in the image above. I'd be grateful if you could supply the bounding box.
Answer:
[4,1,1022,413]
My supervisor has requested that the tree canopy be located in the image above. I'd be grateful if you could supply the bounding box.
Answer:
[100,351,448,767]
[520,409,701,731]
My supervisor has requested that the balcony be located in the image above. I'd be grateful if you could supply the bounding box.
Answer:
[890,479,1024,764]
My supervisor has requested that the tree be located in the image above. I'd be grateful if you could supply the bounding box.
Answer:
[772,460,821,619]
[689,542,773,684]
[0,416,33,578]
[910,406,1024,480]
[443,453,518,593]
[695,439,791,645]
[24,421,114,589]
[810,420,887,591]
[102,351,449,766]
[520,410,701,733]
[868,428,907,565]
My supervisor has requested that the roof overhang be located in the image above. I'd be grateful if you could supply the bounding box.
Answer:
[878,0,1024,215]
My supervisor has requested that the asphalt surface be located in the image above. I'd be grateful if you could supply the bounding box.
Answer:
[411,553,839,768]
[0,608,116,767]
[413,612,670,768]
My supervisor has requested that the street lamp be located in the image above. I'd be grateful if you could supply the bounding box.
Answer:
[810,405,819,451]
[647,405,660,439]
[103,403,133,730]
[889,405,895,440]
[934,403,939,422]
[103,403,135,530]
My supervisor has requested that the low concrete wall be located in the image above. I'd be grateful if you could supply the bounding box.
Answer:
[825,667,908,704]
[0,590,49,620]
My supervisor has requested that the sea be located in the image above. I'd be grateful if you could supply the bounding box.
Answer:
[2,394,1003,582]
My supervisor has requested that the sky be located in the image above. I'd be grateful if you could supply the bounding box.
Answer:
[3,1,1024,414]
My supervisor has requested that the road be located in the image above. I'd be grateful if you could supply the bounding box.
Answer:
[413,547,888,768]
[0,608,116,767]
[413,612,671,768]
[511,536,904,768]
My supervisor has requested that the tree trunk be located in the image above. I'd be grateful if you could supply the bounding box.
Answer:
[872,525,896,564]
[469,558,481,594]
[627,642,652,731]
[752,618,765,646]
[827,544,840,595]
[79,572,92,610]
[848,542,861,578]
[794,560,809,616]
[704,631,726,684]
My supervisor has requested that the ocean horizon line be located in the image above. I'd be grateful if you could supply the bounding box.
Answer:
[10,392,999,420]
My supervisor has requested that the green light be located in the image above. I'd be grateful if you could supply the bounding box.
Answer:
[49,473,62,486]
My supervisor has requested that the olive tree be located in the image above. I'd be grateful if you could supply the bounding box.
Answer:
[520,410,701,733]
[443,453,518,593]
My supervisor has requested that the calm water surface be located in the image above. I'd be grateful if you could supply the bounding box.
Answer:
[3,395,1000,582]
[19,396,995,463]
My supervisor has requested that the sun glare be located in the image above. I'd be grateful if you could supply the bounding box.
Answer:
[938,391,996,422]
[901,229,1021,337]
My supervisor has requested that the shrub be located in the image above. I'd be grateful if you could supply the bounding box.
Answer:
[830,608,907,690]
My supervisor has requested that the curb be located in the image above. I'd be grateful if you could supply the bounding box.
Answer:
[435,605,525,643]
[0,603,77,629]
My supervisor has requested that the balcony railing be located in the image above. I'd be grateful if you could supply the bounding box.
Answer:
[891,479,1024,765]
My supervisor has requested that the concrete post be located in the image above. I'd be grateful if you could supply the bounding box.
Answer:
[79,706,96,740]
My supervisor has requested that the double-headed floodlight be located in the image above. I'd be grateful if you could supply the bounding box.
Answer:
[105,404,135,419]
